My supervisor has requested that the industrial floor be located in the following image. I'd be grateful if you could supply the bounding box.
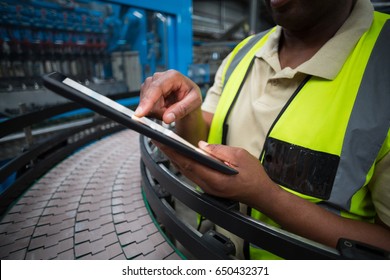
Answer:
[0,130,182,260]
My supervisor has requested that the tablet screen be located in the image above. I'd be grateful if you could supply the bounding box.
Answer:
[62,77,211,157]
[43,72,238,175]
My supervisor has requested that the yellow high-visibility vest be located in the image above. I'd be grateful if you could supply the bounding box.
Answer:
[208,12,390,259]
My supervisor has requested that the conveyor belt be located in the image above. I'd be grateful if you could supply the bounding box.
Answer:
[0,130,181,260]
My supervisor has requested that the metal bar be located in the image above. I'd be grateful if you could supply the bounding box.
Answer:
[0,117,113,183]
[0,91,139,139]
[18,103,34,149]
[249,0,258,35]
[140,161,235,260]
[0,121,124,215]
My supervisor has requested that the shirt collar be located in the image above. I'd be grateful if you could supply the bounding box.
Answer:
[255,0,374,80]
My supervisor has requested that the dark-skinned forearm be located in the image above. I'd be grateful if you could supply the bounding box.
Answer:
[253,183,390,251]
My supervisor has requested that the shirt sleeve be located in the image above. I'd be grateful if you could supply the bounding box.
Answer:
[201,54,231,114]
[369,151,390,227]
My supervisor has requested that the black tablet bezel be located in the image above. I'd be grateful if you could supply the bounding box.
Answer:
[42,72,238,175]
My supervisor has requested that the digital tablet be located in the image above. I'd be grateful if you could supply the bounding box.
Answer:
[42,72,238,175]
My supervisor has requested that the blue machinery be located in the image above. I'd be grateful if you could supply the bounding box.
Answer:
[0,0,193,114]
[0,0,193,189]
[102,0,193,78]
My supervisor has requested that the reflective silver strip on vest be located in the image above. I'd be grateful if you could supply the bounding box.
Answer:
[330,20,390,209]
[223,30,269,89]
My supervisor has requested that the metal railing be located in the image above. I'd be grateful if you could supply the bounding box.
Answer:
[0,92,138,216]
[139,135,390,260]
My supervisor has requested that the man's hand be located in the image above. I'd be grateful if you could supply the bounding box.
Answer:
[154,140,280,209]
[135,70,202,124]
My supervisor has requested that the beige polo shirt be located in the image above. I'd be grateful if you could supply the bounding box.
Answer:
[201,0,390,249]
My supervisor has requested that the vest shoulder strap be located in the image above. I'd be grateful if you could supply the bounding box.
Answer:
[222,29,272,89]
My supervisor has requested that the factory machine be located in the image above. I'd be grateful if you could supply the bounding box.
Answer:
[0,0,192,117]
[0,0,193,194]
